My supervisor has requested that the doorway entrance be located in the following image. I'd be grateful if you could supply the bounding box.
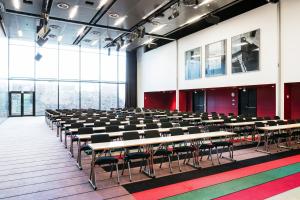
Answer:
[238,88,257,117]
[192,91,205,113]
[9,91,35,116]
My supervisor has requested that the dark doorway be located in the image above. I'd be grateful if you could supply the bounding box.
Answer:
[238,88,257,117]
[192,91,205,113]
[9,91,35,117]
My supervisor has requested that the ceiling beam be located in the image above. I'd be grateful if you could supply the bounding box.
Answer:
[72,0,118,45]
[5,9,175,41]
[104,0,180,48]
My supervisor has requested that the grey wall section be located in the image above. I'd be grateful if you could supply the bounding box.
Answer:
[0,32,8,124]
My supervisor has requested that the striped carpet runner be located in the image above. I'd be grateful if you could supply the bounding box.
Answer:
[132,155,300,200]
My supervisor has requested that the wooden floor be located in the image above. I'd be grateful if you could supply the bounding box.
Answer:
[0,117,269,200]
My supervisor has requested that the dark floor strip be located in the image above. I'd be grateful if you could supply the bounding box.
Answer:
[123,148,300,194]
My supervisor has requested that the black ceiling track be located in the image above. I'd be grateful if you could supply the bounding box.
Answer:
[5,9,174,41]
[40,0,53,26]
[104,0,180,48]
[145,0,268,52]
[72,0,118,45]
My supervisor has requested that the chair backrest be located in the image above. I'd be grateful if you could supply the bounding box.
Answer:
[207,126,220,132]
[66,119,76,124]
[255,122,265,127]
[123,131,140,140]
[161,122,173,128]
[110,120,121,125]
[264,116,271,120]
[160,118,170,123]
[144,119,153,124]
[94,121,106,127]
[277,120,286,125]
[201,116,209,120]
[245,117,253,122]
[105,125,120,132]
[85,119,95,123]
[124,124,137,131]
[223,118,232,123]
[256,117,263,121]
[145,123,159,129]
[188,126,201,134]
[101,118,109,122]
[117,117,126,121]
[296,119,300,123]
[170,128,184,136]
[91,134,110,143]
[274,116,280,120]
[179,121,190,127]
[267,121,277,126]
[78,127,93,135]
[144,130,160,138]
[130,120,140,125]
[71,122,84,128]
[287,120,296,124]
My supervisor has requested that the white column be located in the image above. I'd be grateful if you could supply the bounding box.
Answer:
[175,40,179,110]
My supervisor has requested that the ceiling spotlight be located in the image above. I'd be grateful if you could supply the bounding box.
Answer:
[48,34,57,39]
[138,27,146,38]
[69,5,79,19]
[104,37,113,42]
[57,2,70,10]
[97,0,108,9]
[83,39,92,43]
[120,38,124,46]
[116,42,121,51]
[49,24,61,30]
[91,31,101,35]
[168,7,179,20]
[114,16,127,26]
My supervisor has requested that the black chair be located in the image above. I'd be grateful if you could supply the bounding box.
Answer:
[106,125,120,132]
[170,128,195,171]
[160,118,170,123]
[274,116,280,120]
[124,124,137,131]
[121,131,150,182]
[208,126,233,164]
[130,120,140,125]
[78,127,94,154]
[188,126,214,165]
[91,134,120,183]
[145,123,159,130]
[179,121,190,127]
[144,130,172,173]
[66,122,84,154]
[143,119,153,124]
[94,121,107,127]
[110,120,121,125]
[160,122,173,128]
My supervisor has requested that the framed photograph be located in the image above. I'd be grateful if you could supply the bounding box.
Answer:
[185,47,201,80]
[232,29,260,73]
[205,40,226,77]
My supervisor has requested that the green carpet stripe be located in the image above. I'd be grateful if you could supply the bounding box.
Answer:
[164,162,300,200]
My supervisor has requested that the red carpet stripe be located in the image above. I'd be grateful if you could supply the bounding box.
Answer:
[133,155,300,200]
[216,172,300,200]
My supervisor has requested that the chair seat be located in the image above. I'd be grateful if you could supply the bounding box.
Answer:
[173,146,195,153]
[80,144,91,151]
[125,152,150,160]
[199,143,214,149]
[154,149,172,156]
[212,141,233,147]
[95,156,118,165]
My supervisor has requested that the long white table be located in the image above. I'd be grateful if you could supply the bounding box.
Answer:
[256,123,300,153]
[87,131,236,190]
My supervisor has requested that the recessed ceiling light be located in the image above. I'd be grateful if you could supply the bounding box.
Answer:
[114,16,127,26]
[91,31,101,35]
[13,0,21,10]
[69,5,79,19]
[97,0,108,10]
[17,30,23,37]
[48,34,57,38]
[83,39,92,43]
[57,2,70,10]
[108,13,119,19]
[149,24,166,34]
[49,25,61,30]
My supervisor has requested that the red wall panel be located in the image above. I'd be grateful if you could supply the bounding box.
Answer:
[206,88,238,115]
[179,90,193,112]
[144,91,176,110]
[285,83,300,119]
[257,86,276,117]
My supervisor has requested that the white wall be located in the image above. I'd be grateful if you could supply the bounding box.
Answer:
[137,41,177,107]
[178,3,278,90]
[281,0,300,83]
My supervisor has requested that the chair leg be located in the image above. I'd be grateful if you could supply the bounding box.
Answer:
[177,154,181,172]
[128,161,132,182]
[110,164,113,178]
[115,163,120,184]
[121,161,126,175]
[160,156,164,168]
[139,159,144,172]
[168,155,173,173]
[209,148,214,165]
[215,147,221,164]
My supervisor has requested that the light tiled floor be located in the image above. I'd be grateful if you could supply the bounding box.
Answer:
[0,117,276,200]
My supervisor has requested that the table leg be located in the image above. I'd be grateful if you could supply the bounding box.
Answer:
[143,144,155,178]
[89,150,97,190]
[76,138,82,170]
